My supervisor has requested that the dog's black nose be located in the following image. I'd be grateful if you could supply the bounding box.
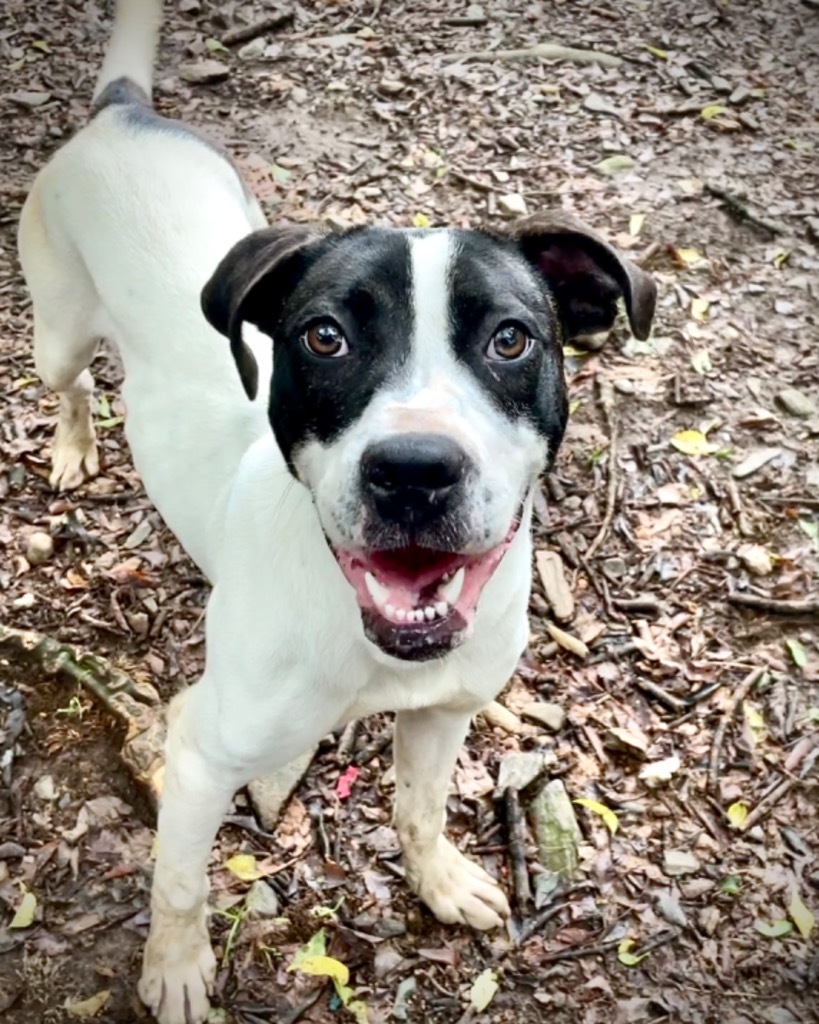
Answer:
[361,433,468,524]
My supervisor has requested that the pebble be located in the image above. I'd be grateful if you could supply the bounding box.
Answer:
[737,543,773,576]
[26,531,54,565]
[34,775,57,801]
[379,77,404,95]
[498,193,528,217]
[521,702,566,732]
[9,90,52,107]
[663,848,700,876]
[776,388,816,419]
[245,880,280,918]
[602,557,627,579]
[732,447,781,478]
[238,37,266,59]
[179,0,201,11]
[178,60,231,84]
[248,747,317,830]
[496,751,553,793]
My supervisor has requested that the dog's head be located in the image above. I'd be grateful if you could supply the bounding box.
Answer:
[203,213,656,662]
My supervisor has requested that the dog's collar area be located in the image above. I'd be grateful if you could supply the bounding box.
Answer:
[332,518,520,660]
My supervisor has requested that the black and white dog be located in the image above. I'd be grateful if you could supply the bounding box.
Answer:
[18,1,656,1021]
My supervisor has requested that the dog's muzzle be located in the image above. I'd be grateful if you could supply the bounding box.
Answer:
[331,433,520,661]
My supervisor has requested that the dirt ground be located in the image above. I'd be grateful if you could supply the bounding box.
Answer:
[1,1,818,1022]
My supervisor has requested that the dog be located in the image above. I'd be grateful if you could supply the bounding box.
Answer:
[17,1,657,1020]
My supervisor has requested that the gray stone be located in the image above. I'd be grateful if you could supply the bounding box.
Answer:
[245,879,280,917]
[530,779,582,880]
[732,447,781,479]
[496,751,553,793]
[9,91,52,108]
[521,702,566,732]
[248,746,317,830]
[498,193,528,217]
[776,388,816,419]
[179,60,231,84]
[663,848,700,876]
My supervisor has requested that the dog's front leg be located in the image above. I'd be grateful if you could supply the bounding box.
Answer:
[394,706,510,930]
[138,690,238,1024]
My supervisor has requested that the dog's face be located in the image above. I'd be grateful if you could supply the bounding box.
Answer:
[203,213,656,662]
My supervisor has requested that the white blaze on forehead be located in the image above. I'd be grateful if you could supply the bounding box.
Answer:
[407,230,456,378]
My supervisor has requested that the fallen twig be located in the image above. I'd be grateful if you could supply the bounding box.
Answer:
[503,787,532,909]
[450,42,622,67]
[222,9,295,46]
[728,593,819,617]
[585,380,617,560]
[708,666,766,792]
[635,679,686,714]
[739,777,796,832]
[0,621,165,803]
[704,183,782,236]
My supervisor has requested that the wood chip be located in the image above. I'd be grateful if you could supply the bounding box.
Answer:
[535,550,574,622]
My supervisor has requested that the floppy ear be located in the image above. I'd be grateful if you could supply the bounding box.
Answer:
[201,225,327,400]
[508,211,657,343]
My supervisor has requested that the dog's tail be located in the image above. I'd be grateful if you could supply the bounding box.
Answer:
[92,0,163,106]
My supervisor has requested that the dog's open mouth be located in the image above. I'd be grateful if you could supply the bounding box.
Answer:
[334,520,520,660]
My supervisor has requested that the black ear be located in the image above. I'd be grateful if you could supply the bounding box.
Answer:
[508,211,657,343]
[201,225,327,400]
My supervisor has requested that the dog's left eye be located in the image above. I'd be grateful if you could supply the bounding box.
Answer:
[486,324,533,362]
[302,322,349,358]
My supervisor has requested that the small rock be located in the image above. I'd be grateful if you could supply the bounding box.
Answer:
[710,75,732,93]
[496,751,553,793]
[464,3,487,20]
[34,775,57,801]
[26,531,54,565]
[773,298,796,316]
[9,90,52,108]
[535,549,574,622]
[613,378,635,394]
[521,702,565,732]
[179,0,201,11]
[732,447,781,479]
[379,77,404,95]
[776,388,816,419]
[291,86,309,104]
[12,593,36,610]
[245,879,280,918]
[699,905,721,935]
[729,84,751,105]
[179,60,231,84]
[372,917,407,938]
[583,92,621,117]
[738,112,759,132]
[530,779,582,880]
[604,725,649,758]
[248,747,317,830]
[124,518,152,549]
[238,37,266,59]
[601,557,627,579]
[663,849,700,876]
[126,611,150,635]
[498,193,528,217]
[737,543,773,576]
[655,891,688,927]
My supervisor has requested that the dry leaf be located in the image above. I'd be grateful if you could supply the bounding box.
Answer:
[690,297,710,320]
[469,969,499,1012]
[224,854,264,882]
[670,430,719,456]
[64,991,111,1019]
[10,889,37,929]
[574,797,619,834]
[788,889,815,939]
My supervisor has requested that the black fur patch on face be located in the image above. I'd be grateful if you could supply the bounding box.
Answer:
[252,229,415,469]
[448,233,569,465]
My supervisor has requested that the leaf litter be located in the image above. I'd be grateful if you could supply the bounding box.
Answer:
[0,0,817,1021]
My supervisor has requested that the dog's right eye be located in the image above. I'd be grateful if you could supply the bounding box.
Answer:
[302,322,349,358]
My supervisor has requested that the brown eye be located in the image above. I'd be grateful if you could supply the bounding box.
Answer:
[486,324,532,361]
[302,321,348,358]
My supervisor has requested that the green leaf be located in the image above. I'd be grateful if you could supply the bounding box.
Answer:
[726,802,749,829]
[755,919,793,939]
[644,44,668,59]
[574,797,619,834]
[469,969,499,1012]
[785,638,807,669]
[595,154,635,176]
[788,889,815,940]
[701,104,726,120]
[721,875,741,896]
[205,37,231,54]
[690,348,712,374]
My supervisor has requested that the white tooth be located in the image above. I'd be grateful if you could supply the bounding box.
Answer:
[396,608,406,622]
[412,610,424,623]
[439,566,465,606]
[435,601,449,618]
[425,606,436,621]
[385,604,395,617]
[365,571,390,607]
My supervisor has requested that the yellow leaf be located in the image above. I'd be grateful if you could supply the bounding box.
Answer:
[569,399,582,415]
[224,854,263,882]
[10,890,37,929]
[726,802,749,828]
[470,969,499,1011]
[64,991,111,1019]
[690,297,710,321]
[788,888,815,940]
[562,345,592,358]
[574,797,618,834]
[701,104,726,120]
[617,938,649,966]
[744,703,766,738]
[675,247,708,267]
[412,212,430,229]
[292,954,350,985]
[690,348,712,374]
[772,249,791,269]
[629,213,646,236]
[670,429,719,456]
[644,45,668,59]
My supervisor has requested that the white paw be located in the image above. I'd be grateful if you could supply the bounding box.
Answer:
[138,912,216,1024]
[50,424,99,490]
[406,836,510,931]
